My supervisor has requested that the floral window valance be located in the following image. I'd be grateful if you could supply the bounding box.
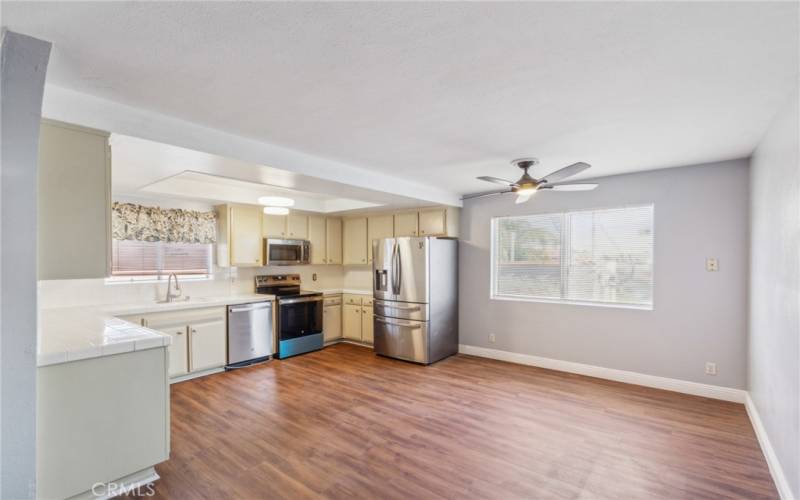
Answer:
[112,202,216,244]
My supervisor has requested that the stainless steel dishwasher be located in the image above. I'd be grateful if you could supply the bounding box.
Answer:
[227,301,274,368]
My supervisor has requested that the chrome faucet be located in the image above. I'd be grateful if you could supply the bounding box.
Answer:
[165,273,182,303]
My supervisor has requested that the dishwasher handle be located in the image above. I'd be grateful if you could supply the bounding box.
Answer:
[229,302,272,313]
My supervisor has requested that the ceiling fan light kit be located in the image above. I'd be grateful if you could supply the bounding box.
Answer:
[467,157,598,203]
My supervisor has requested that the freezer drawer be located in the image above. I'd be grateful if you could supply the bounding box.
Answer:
[374,299,428,322]
[374,315,429,364]
[227,301,273,366]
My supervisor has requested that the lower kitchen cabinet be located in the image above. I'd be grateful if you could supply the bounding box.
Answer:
[123,306,227,380]
[341,295,373,344]
[323,297,342,342]
[143,319,190,377]
[342,303,362,341]
[188,318,227,372]
[361,305,374,344]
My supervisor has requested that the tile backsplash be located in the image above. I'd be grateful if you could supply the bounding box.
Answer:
[38,265,356,309]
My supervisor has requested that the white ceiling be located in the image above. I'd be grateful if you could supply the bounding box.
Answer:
[111,134,418,213]
[4,2,799,195]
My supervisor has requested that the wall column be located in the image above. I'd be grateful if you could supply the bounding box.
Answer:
[0,29,51,499]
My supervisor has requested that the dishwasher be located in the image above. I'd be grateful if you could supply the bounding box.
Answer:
[227,301,274,368]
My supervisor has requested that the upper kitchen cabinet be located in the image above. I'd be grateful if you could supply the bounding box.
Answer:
[262,213,287,238]
[418,207,459,237]
[394,211,419,237]
[286,213,308,239]
[307,215,327,264]
[263,212,308,239]
[343,217,368,265]
[38,120,111,280]
[216,204,263,267]
[326,217,343,265]
[367,214,394,263]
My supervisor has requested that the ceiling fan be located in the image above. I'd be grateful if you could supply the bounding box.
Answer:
[464,158,598,204]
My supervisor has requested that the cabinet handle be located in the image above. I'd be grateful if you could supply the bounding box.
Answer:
[191,329,197,334]
[176,331,184,335]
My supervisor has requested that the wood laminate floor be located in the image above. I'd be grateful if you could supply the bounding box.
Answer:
[148,343,776,499]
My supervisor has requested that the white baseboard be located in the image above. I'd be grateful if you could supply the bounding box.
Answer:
[170,366,225,384]
[745,394,794,500]
[458,344,746,403]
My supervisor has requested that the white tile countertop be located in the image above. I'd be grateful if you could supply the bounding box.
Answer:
[37,294,275,368]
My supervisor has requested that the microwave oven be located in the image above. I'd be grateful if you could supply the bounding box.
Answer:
[264,238,310,266]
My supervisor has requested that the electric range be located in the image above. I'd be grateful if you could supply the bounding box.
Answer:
[255,274,323,359]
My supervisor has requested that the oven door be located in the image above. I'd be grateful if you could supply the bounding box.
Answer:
[265,239,310,265]
[278,296,323,340]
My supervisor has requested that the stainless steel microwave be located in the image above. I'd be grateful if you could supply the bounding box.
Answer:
[264,238,310,266]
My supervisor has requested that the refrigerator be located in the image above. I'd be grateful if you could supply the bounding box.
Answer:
[372,236,458,364]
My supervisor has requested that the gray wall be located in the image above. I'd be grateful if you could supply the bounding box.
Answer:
[459,159,749,389]
[748,88,799,498]
[1,31,51,498]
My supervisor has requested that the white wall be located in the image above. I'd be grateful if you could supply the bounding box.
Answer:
[0,31,51,499]
[38,264,358,309]
[459,159,750,389]
[748,88,799,499]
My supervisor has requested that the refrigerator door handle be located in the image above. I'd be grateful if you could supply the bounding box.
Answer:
[396,244,402,294]
[374,300,420,311]
[375,317,422,329]
[391,242,399,294]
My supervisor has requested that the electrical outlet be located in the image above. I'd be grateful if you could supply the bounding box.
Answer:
[488,333,496,343]
[312,273,318,281]
[706,258,719,272]
[705,362,717,375]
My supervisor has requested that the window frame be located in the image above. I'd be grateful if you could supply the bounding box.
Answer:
[107,239,215,283]
[490,203,655,311]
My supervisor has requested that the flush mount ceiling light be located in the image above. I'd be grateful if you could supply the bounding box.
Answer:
[263,206,290,215]
[257,196,294,207]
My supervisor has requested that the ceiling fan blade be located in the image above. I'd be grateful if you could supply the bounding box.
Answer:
[462,189,513,201]
[540,162,591,184]
[540,183,599,191]
[515,193,533,204]
[477,175,516,187]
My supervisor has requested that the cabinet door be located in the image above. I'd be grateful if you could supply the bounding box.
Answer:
[38,120,111,279]
[323,304,342,342]
[343,217,368,265]
[230,205,263,266]
[189,318,227,372]
[367,214,394,264]
[361,306,374,345]
[419,208,446,236]
[394,212,419,237]
[262,214,287,238]
[145,319,188,377]
[308,215,327,265]
[286,213,308,239]
[326,218,343,265]
[342,304,362,341]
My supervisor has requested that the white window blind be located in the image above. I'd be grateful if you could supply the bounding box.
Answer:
[492,205,654,308]
[111,240,212,278]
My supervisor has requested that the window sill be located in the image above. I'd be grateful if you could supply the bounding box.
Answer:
[104,275,214,285]
[490,294,653,311]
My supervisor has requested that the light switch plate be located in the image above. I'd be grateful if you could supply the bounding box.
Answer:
[706,258,719,272]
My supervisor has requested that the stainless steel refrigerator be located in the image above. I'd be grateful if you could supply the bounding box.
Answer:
[372,236,458,364]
